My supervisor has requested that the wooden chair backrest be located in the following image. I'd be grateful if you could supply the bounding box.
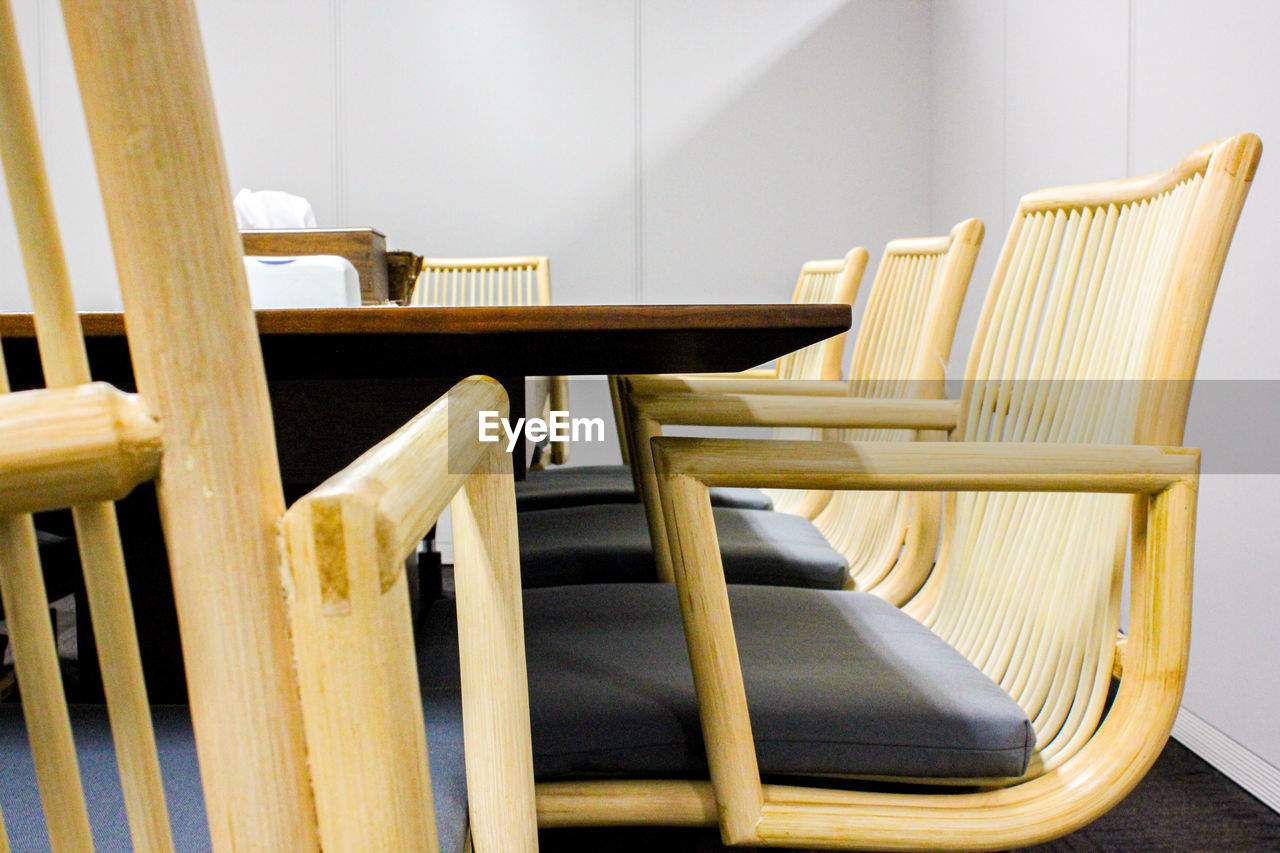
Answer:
[809,219,983,601]
[775,249,867,381]
[908,134,1261,775]
[410,256,552,307]
[409,256,569,464]
[757,249,867,517]
[0,2,537,851]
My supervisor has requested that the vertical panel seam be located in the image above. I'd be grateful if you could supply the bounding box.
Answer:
[926,0,936,233]
[1126,0,1136,176]
[1001,0,1009,228]
[925,0,934,233]
[633,0,644,303]
[331,0,346,225]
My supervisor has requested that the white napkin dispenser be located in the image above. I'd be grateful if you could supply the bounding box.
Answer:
[243,255,361,309]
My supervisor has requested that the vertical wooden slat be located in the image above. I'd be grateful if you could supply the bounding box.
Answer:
[811,226,978,599]
[59,1,318,849]
[660,471,764,843]
[0,2,176,847]
[283,497,437,852]
[536,257,552,306]
[0,508,92,852]
[452,445,539,853]
[0,339,91,849]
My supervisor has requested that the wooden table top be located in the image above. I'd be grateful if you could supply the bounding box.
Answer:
[0,304,852,378]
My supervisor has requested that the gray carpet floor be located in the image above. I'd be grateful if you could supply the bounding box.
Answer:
[539,739,1280,852]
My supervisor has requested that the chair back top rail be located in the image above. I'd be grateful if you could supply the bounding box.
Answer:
[420,255,549,270]
[1016,138,1232,213]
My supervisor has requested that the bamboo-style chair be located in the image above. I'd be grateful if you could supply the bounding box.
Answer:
[410,255,569,466]
[514,223,981,591]
[418,134,1261,848]
[0,3,536,851]
[512,248,868,513]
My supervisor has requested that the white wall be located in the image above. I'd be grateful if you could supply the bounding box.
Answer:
[640,1,929,305]
[3,0,929,313]
[929,0,1280,807]
[0,0,117,312]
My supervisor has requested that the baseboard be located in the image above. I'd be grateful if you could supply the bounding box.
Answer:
[1173,707,1280,813]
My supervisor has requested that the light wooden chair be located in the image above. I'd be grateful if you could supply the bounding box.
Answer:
[501,134,1260,846]
[512,224,980,592]
[513,248,868,514]
[0,2,536,851]
[412,255,552,308]
[728,248,871,383]
[659,221,983,521]
[410,255,569,465]
[707,248,872,518]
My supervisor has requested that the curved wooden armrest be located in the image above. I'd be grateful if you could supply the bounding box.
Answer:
[286,376,507,602]
[283,376,537,852]
[621,393,959,583]
[634,392,961,431]
[0,382,161,514]
[628,375,847,397]
[651,433,1199,846]
[651,437,1198,494]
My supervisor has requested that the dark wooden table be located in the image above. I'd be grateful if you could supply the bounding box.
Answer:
[1,304,850,482]
[1,303,851,700]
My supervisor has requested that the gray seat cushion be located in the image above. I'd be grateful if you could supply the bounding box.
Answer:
[517,503,848,589]
[420,584,1033,781]
[0,702,470,853]
[515,464,773,512]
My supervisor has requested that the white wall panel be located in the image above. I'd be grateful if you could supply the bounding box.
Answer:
[641,0,931,314]
[33,3,119,311]
[927,0,1005,381]
[1132,0,1280,381]
[196,0,337,226]
[1003,1,1129,212]
[339,0,636,306]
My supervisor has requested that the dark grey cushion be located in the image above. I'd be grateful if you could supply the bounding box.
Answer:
[515,464,773,512]
[517,503,848,589]
[421,584,1033,781]
[0,702,470,853]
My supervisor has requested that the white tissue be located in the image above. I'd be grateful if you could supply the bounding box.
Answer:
[234,188,318,229]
